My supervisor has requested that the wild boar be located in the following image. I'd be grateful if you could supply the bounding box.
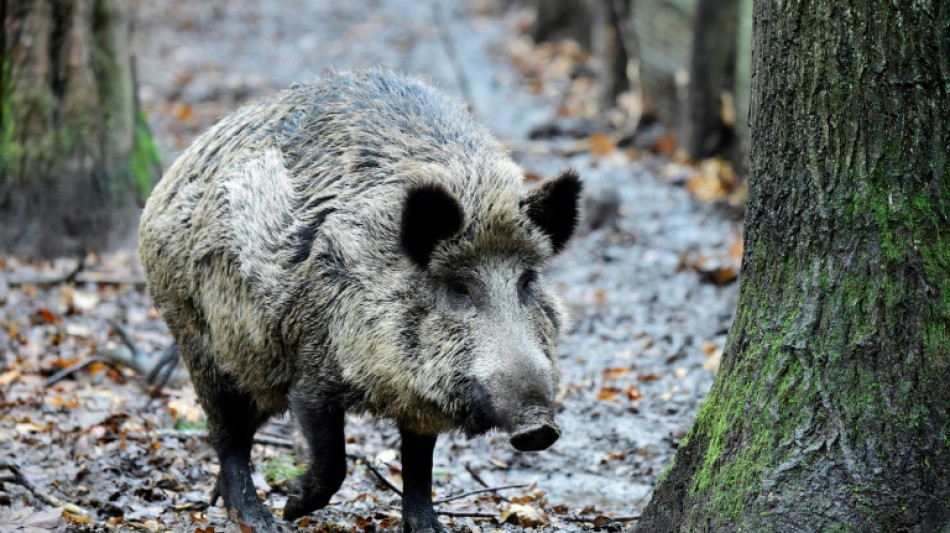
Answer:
[138,69,581,532]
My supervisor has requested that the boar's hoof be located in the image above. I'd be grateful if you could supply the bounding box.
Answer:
[212,471,277,531]
[509,422,560,452]
[403,512,444,533]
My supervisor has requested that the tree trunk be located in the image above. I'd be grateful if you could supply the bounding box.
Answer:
[0,0,160,259]
[679,0,738,161]
[638,1,950,531]
[631,0,695,132]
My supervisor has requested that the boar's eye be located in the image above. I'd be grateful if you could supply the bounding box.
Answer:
[518,270,536,292]
[518,270,537,302]
[447,279,475,307]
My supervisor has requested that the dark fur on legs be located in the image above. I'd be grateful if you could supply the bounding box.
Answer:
[400,429,442,533]
[204,375,275,530]
[284,395,347,521]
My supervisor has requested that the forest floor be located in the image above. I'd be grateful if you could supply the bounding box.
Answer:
[0,1,743,532]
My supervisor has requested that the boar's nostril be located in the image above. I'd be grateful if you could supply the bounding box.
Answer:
[509,422,560,452]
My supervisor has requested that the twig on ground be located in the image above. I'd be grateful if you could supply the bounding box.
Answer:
[145,344,183,404]
[562,514,641,523]
[434,483,528,504]
[0,459,90,517]
[435,510,496,518]
[110,321,147,362]
[348,453,404,496]
[463,462,489,488]
[5,257,85,287]
[44,356,131,387]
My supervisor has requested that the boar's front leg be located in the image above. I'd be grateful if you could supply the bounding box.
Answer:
[400,429,443,533]
[203,380,275,530]
[283,397,346,522]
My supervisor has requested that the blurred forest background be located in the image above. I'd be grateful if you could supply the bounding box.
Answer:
[2,0,948,532]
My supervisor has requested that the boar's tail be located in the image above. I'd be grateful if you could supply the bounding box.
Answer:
[146,343,182,392]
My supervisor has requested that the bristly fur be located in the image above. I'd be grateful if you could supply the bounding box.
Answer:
[139,69,580,437]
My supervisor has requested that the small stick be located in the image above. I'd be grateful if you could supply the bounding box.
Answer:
[562,514,641,523]
[110,321,147,363]
[5,257,85,287]
[434,483,528,504]
[463,462,489,488]
[348,453,404,496]
[435,510,496,519]
[44,356,129,387]
[0,459,90,517]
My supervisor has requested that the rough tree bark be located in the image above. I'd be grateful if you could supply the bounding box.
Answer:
[638,1,949,531]
[0,0,161,258]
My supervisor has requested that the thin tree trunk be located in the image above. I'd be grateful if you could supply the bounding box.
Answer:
[679,0,738,160]
[638,1,950,531]
[631,0,695,132]
[0,0,160,259]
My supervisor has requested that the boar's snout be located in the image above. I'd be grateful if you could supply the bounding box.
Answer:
[509,405,560,451]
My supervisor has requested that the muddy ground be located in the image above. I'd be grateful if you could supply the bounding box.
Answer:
[0,1,742,531]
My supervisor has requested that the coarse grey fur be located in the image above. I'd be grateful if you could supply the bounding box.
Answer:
[139,69,580,531]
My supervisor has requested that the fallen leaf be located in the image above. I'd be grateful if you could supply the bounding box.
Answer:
[36,308,62,325]
[0,506,65,531]
[596,387,621,403]
[500,504,547,527]
[601,366,632,381]
[703,350,722,373]
[625,386,644,401]
[637,373,661,382]
[0,369,21,387]
[652,134,677,156]
[588,133,616,156]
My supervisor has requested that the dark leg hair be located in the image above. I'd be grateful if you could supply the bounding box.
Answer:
[399,429,442,533]
[204,375,275,530]
[283,395,347,521]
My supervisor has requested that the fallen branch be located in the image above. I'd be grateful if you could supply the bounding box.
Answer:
[463,463,511,502]
[110,321,147,362]
[0,459,90,517]
[4,257,85,287]
[463,462,489,488]
[435,510,496,519]
[562,514,641,523]
[44,355,131,387]
[347,453,403,496]
[434,484,528,504]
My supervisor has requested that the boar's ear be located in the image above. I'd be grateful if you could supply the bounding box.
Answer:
[401,183,465,267]
[521,169,582,253]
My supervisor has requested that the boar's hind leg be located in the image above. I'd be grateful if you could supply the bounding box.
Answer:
[202,376,275,530]
[400,429,443,533]
[283,397,346,521]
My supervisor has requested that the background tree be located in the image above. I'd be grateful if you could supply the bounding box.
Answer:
[637,1,950,531]
[0,0,161,259]
[678,0,739,161]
